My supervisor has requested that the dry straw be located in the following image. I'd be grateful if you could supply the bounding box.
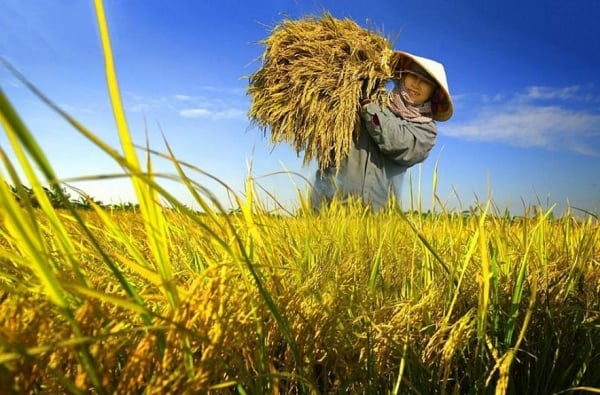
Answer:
[247,13,399,170]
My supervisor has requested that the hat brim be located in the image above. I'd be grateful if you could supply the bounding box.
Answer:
[392,51,453,121]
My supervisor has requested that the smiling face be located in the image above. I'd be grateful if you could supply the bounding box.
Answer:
[402,72,436,105]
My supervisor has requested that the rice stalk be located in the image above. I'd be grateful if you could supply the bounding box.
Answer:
[1,6,599,394]
[1,59,164,359]
[492,275,538,394]
[0,92,108,393]
[93,0,178,310]
[504,205,555,345]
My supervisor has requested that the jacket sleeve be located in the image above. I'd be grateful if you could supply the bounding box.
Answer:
[360,102,438,166]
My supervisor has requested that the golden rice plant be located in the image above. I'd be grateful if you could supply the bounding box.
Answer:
[2,195,598,393]
[1,2,599,394]
[247,13,398,170]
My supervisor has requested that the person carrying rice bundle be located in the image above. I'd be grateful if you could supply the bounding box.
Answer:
[310,51,454,212]
[247,14,453,212]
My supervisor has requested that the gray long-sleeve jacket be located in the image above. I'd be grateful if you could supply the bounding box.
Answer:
[310,102,437,212]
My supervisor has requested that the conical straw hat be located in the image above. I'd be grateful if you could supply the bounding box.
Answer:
[392,51,454,121]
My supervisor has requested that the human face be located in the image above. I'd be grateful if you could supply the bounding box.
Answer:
[402,72,436,105]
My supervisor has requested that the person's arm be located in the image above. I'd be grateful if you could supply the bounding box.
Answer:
[360,102,437,166]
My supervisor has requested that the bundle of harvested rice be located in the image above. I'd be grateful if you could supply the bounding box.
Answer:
[247,13,400,170]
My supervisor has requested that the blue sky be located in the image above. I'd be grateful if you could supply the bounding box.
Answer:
[1,0,599,215]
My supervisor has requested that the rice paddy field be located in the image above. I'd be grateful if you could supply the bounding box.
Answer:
[1,2,599,394]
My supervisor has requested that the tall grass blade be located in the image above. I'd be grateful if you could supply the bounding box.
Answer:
[93,0,178,309]
[504,205,555,345]
[0,89,107,394]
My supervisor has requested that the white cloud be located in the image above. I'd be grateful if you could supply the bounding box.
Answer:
[212,108,246,120]
[123,88,248,120]
[520,85,582,101]
[179,107,246,120]
[172,94,192,101]
[198,86,246,96]
[444,85,600,156]
[518,85,600,104]
[179,108,211,118]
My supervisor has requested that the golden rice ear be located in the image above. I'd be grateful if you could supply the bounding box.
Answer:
[390,52,409,74]
[247,13,396,171]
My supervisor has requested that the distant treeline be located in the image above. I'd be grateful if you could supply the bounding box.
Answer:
[6,183,140,211]
[6,182,598,220]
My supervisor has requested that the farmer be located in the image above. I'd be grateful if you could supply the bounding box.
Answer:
[310,51,454,212]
